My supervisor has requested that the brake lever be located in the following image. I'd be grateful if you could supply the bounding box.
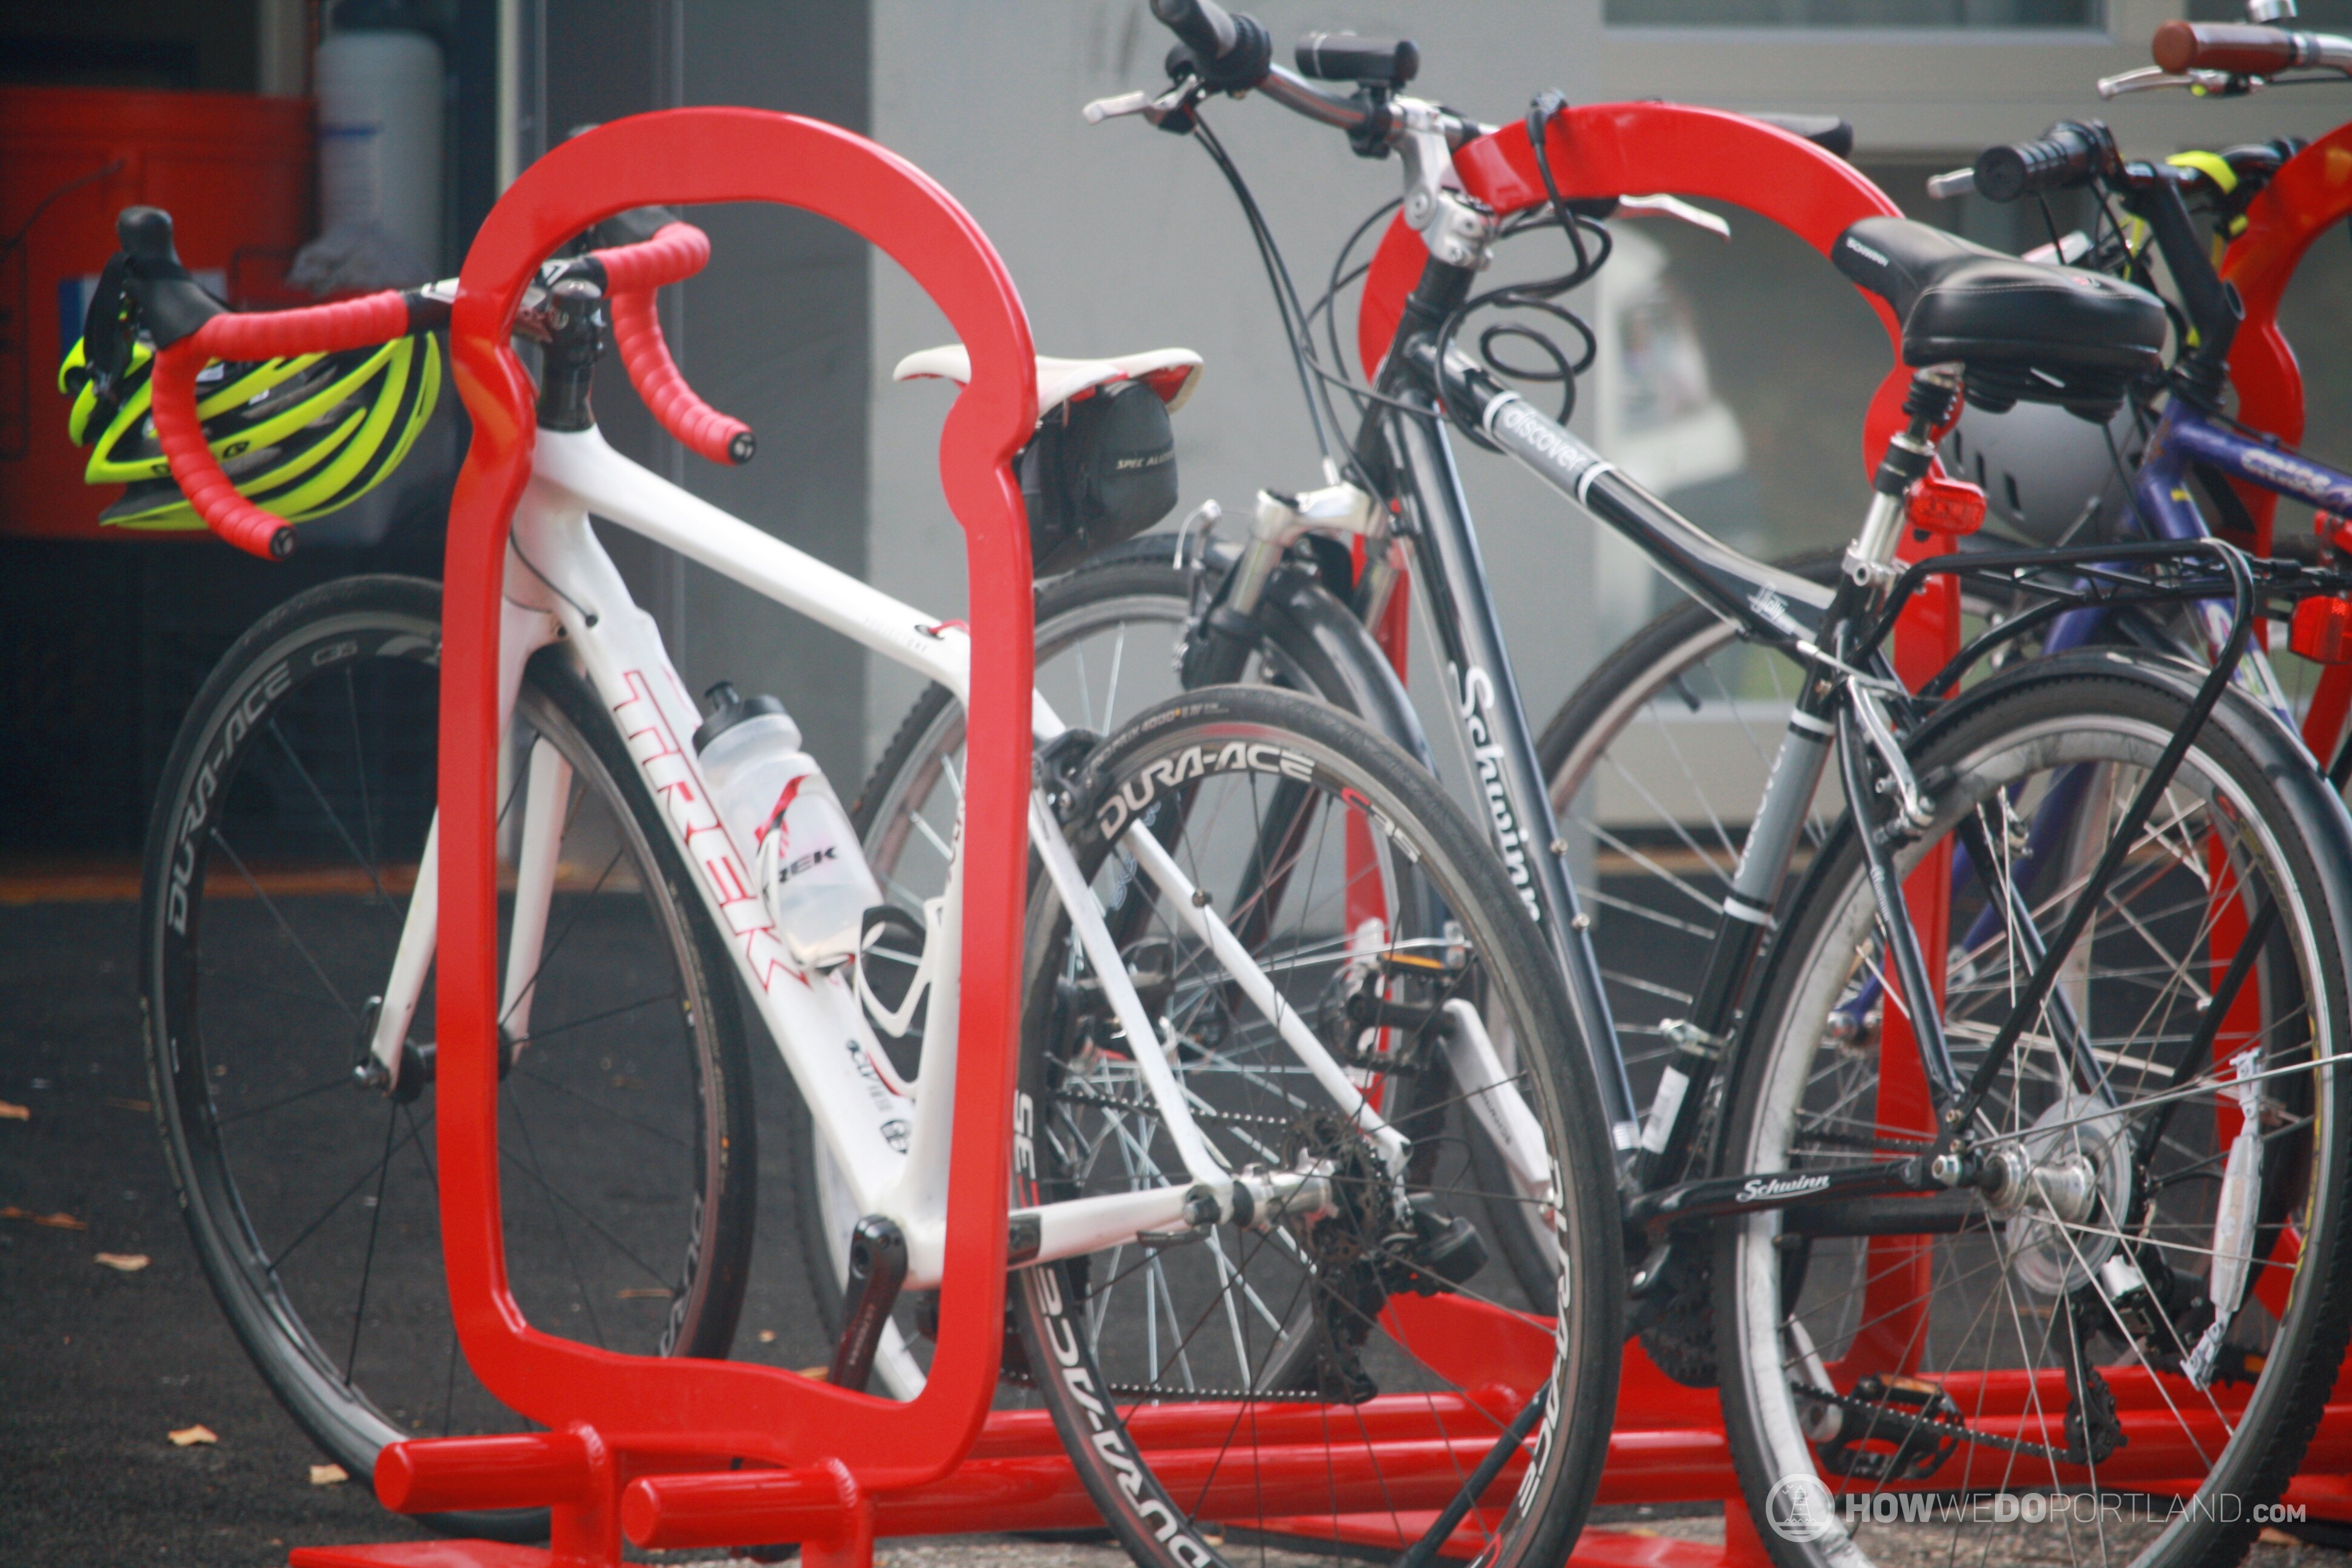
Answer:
[1615,193,1730,241]
[1083,81,1201,128]
[2097,65,2247,99]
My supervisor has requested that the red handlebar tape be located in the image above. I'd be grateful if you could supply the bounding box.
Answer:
[151,290,413,558]
[151,220,755,560]
[594,223,755,465]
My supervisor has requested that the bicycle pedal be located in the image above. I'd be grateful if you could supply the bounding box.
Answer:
[1816,1373,1965,1481]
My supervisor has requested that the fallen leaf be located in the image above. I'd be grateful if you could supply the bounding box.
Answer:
[2,1206,85,1230]
[168,1425,217,1446]
[0,1100,27,1121]
[310,1463,349,1486]
[757,1330,777,1344]
[797,1365,830,1380]
[102,1097,151,1114]
[94,1252,150,1272]
[616,1287,673,1300]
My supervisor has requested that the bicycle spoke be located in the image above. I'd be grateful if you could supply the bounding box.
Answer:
[343,1103,402,1384]
[207,829,359,1025]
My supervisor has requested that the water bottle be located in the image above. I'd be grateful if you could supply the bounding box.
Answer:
[693,682,880,969]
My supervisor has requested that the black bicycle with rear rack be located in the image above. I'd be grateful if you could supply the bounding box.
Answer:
[847,7,2352,1568]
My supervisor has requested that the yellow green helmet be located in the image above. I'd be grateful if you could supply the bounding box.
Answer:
[59,319,441,532]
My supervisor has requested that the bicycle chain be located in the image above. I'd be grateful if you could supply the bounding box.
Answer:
[1048,1085,1298,1130]
[995,1363,1322,1402]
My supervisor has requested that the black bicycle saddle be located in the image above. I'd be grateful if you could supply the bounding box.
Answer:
[1833,216,2165,418]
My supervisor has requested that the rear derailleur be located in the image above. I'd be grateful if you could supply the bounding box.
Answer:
[1279,1110,1487,1404]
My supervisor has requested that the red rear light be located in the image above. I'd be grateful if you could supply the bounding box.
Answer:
[2292,596,2352,664]
[1140,363,1201,410]
[1906,474,1987,538]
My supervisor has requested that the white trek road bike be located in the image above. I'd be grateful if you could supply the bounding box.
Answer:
[141,220,1621,1568]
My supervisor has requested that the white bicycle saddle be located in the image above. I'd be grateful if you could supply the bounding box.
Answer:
[892,344,1203,419]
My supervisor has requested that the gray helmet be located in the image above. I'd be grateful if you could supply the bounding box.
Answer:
[1941,398,2138,546]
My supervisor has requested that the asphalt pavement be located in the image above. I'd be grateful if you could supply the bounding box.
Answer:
[9,896,2352,1568]
[0,897,843,1567]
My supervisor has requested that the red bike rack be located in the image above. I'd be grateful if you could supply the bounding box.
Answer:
[289,106,1038,1568]
[1342,100,2352,1555]
[2224,123,2352,759]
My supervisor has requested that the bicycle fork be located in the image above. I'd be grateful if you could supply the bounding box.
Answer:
[359,584,568,1094]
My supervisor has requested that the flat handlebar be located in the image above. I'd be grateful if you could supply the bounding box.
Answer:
[1152,0,1272,92]
[1973,121,2107,203]
[143,212,750,559]
[1136,0,1488,151]
[2152,19,2352,76]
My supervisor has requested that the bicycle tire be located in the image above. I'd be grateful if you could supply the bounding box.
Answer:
[813,541,1419,1391]
[1713,651,2352,1568]
[1010,684,1622,1568]
[139,574,756,1540]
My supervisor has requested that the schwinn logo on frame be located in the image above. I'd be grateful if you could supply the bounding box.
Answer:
[1737,1172,1832,1204]
[1457,665,1542,925]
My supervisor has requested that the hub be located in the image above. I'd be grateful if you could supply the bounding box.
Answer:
[1985,1093,2134,1296]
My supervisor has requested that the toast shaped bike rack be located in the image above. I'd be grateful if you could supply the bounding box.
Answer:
[289,106,1038,1568]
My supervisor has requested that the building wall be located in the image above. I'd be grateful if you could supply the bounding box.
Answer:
[534,0,872,787]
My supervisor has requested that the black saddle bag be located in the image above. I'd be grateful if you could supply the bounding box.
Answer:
[1021,378,1180,576]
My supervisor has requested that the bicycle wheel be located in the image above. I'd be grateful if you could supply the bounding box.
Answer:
[1537,555,2085,1378]
[1714,653,2352,1568]
[140,574,755,1537]
[817,540,1414,1394]
[1541,552,2183,1109]
[1011,685,1622,1568]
